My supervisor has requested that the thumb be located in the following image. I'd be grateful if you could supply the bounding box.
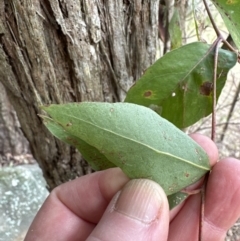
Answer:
[87,179,169,241]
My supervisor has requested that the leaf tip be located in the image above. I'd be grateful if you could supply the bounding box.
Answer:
[38,114,54,125]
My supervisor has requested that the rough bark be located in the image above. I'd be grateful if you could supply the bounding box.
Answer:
[0,0,161,190]
[0,81,29,158]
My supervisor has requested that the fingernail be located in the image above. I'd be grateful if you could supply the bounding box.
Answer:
[114,179,163,223]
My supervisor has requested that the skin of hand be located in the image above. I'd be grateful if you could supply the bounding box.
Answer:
[24,134,240,241]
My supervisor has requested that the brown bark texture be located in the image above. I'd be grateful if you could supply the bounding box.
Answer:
[0,81,29,158]
[0,0,161,189]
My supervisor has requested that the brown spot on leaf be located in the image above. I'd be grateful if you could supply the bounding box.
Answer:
[144,90,152,97]
[200,82,213,96]
[185,172,190,177]
[66,122,72,127]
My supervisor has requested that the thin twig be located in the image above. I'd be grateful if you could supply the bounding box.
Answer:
[199,37,222,241]
[194,121,240,132]
[212,38,222,141]
[220,81,240,141]
[203,0,221,37]
[202,0,237,54]
[198,2,239,239]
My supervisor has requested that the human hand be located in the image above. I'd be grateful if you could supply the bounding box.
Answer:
[24,134,240,241]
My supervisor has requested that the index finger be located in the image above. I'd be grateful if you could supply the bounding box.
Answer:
[170,133,219,219]
[24,168,130,241]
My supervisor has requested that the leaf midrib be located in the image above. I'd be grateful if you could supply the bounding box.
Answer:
[180,43,215,83]
[59,113,209,171]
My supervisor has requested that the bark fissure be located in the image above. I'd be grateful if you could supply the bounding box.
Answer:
[0,0,161,189]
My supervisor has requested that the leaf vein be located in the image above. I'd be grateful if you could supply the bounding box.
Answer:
[62,113,209,171]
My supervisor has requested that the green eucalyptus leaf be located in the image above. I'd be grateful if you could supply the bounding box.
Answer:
[41,102,210,196]
[40,115,116,171]
[168,191,189,209]
[124,42,237,128]
[169,7,182,50]
[211,0,240,49]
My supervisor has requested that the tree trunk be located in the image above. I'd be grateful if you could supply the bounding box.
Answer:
[0,82,30,160]
[0,0,161,190]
